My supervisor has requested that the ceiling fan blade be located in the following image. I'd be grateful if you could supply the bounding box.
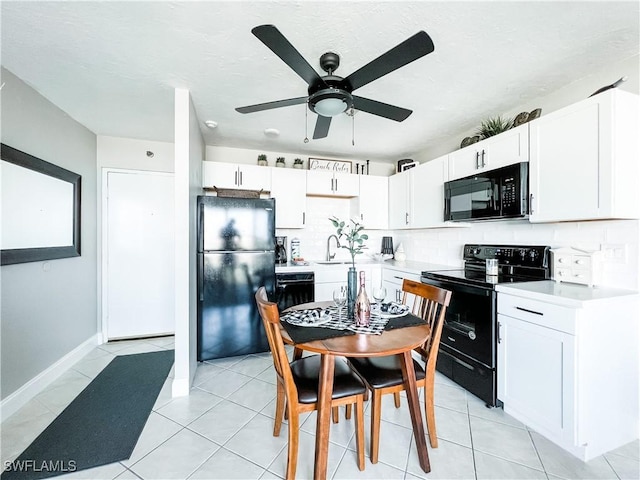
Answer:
[345,31,434,91]
[352,96,412,122]
[313,115,332,139]
[236,96,308,114]
[252,25,326,87]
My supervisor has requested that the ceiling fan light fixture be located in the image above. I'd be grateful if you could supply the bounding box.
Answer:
[309,88,352,117]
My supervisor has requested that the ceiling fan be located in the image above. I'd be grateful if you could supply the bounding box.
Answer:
[235,25,435,140]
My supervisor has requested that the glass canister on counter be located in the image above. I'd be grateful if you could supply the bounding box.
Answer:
[290,237,301,260]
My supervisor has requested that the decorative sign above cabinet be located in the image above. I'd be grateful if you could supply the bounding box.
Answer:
[308,157,352,173]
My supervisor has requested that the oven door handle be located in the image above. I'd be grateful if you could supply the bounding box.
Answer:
[421,276,493,296]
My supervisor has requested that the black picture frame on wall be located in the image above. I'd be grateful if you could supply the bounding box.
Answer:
[1,143,81,265]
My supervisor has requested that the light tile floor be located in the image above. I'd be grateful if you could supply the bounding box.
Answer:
[2,336,638,479]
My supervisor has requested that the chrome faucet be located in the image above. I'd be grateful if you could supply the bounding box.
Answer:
[326,235,340,261]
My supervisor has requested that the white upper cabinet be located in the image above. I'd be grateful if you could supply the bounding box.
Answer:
[529,89,639,223]
[203,161,271,191]
[352,175,388,230]
[388,155,450,229]
[448,124,529,180]
[306,170,359,197]
[388,169,411,229]
[411,155,449,228]
[271,168,306,229]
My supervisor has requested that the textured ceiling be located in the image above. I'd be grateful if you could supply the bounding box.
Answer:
[2,1,639,162]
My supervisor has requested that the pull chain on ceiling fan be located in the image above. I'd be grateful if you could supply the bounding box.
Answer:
[235,24,435,140]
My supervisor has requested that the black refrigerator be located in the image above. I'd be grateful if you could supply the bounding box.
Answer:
[197,195,276,361]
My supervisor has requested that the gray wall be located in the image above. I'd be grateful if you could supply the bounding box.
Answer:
[1,68,98,399]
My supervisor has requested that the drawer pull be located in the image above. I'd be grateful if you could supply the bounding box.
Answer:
[515,306,543,316]
[447,336,456,342]
[452,356,474,370]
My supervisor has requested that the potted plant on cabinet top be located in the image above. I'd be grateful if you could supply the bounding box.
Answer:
[476,116,512,139]
[293,158,304,169]
[257,154,268,166]
[276,157,286,168]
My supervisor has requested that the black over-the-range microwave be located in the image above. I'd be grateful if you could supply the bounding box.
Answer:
[444,162,529,221]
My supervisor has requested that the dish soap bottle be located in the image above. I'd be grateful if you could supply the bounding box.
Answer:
[355,270,371,327]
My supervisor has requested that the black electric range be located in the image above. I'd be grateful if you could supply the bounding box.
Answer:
[420,244,551,406]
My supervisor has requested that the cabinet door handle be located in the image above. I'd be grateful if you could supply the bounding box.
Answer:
[361,213,363,221]
[302,212,305,225]
[529,193,535,214]
[331,178,334,191]
[234,170,238,186]
[497,321,502,344]
[335,178,338,192]
[481,149,486,167]
[405,212,409,225]
[515,306,543,316]
[239,171,243,185]
[475,151,480,169]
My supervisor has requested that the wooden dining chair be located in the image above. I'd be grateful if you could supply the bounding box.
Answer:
[255,287,366,479]
[347,279,452,463]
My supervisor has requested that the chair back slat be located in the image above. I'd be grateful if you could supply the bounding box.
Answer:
[401,279,452,370]
[255,287,298,401]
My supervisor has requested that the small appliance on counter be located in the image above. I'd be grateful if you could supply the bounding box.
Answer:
[275,236,287,264]
[381,236,394,255]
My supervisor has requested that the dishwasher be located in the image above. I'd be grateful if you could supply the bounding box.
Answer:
[275,272,315,312]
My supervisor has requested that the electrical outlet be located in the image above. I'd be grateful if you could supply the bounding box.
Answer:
[601,244,627,263]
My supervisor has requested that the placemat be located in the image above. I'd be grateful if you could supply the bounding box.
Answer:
[281,307,427,344]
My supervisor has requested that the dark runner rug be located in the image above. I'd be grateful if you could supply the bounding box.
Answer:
[2,349,174,480]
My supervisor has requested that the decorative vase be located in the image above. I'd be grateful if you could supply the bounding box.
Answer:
[347,267,357,320]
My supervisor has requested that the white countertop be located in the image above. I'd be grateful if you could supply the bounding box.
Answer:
[275,259,459,275]
[496,280,639,307]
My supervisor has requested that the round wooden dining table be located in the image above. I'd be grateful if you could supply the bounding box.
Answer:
[282,302,432,479]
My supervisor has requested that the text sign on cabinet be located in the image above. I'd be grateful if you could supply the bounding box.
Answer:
[309,157,352,173]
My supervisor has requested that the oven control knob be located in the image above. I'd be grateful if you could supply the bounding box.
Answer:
[529,250,539,261]
[468,331,476,340]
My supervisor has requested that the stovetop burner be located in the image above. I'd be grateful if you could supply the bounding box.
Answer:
[421,269,542,289]
[421,244,551,290]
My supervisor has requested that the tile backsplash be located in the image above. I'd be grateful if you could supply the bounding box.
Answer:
[277,197,639,290]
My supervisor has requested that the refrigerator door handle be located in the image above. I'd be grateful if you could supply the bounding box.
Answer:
[198,257,204,302]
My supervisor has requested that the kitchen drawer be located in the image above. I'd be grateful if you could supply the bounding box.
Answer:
[497,294,577,334]
[554,267,592,285]
[555,254,592,269]
[382,269,420,285]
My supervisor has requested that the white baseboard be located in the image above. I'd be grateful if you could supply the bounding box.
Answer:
[1,334,100,423]
[171,377,190,397]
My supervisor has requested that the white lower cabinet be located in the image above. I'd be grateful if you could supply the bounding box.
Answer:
[314,265,378,302]
[382,267,421,304]
[497,308,576,447]
[497,288,639,461]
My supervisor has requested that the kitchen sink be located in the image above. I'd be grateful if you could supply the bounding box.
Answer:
[313,260,352,265]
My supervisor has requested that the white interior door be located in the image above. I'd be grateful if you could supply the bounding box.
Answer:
[104,169,175,340]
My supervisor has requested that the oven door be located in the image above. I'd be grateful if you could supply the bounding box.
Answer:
[420,275,496,368]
